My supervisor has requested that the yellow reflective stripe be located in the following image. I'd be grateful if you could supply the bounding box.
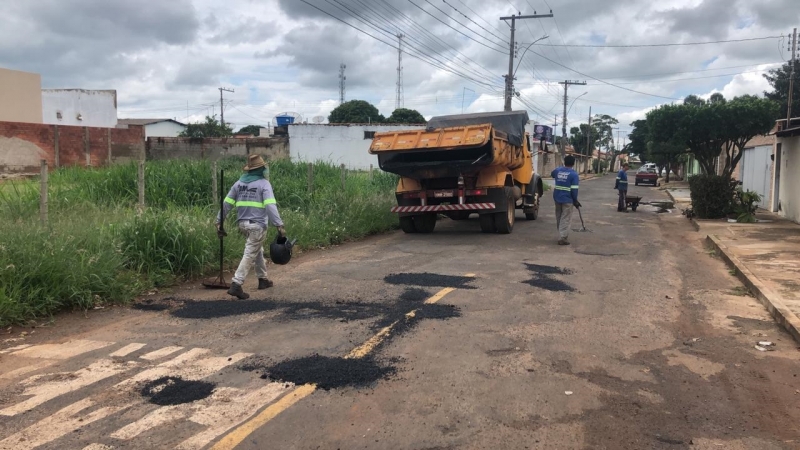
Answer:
[224,197,236,205]
[263,198,277,206]
[236,201,265,208]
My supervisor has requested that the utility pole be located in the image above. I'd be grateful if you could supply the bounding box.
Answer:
[787,28,797,125]
[558,80,586,163]
[585,107,591,174]
[218,87,234,126]
[396,34,404,110]
[501,11,553,112]
[339,63,347,105]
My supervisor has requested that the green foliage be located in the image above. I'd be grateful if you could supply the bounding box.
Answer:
[386,108,426,124]
[764,62,800,120]
[179,116,234,138]
[733,188,762,223]
[328,100,384,124]
[688,174,734,219]
[0,159,399,326]
[236,125,263,136]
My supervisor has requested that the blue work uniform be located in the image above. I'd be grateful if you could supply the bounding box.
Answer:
[615,169,629,211]
[551,167,579,204]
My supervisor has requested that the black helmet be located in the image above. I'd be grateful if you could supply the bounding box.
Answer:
[269,235,296,265]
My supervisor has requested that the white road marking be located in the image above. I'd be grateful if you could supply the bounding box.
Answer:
[10,340,113,359]
[110,343,147,357]
[116,351,251,388]
[140,345,183,361]
[110,405,187,440]
[0,360,135,416]
[0,360,56,380]
[0,344,32,354]
[175,384,289,450]
[82,444,114,450]
[0,398,131,450]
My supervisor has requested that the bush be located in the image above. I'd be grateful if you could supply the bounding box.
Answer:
[688,174,734,219]
[733,188,762,223]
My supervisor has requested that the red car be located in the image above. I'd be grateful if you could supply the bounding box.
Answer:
[634,167,659,186]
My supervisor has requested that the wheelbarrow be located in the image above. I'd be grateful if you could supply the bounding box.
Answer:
[626,195,642,212]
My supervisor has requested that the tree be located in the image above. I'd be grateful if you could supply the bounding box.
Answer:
[718,95,780,178]
[645,105,688,183]
[764,62,800,120]
[625,120,648,158]
[179,116,234,138]
[328,100,385,124]
[236,125,263,136]
[387,108,426,124]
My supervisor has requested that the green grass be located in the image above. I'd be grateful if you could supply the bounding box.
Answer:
[0,158,399,326]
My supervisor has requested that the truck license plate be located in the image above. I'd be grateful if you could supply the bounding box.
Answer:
[434,191,454,198]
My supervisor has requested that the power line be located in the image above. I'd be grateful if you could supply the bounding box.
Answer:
[441,0,508,43]
[407,0,506,54]
[422,0,508,49]
[524,35,781,48]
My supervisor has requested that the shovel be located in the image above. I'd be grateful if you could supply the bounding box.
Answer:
[573,206,592,232]
[203,169,230,289]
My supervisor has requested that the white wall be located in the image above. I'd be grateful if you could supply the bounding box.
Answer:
[42,89,117,128]
[289,124,424,169]
[144,121,186,138]
[777,136,800,223]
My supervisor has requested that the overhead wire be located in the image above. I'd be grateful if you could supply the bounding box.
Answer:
[406,0,506,54]
[527,35,782,48]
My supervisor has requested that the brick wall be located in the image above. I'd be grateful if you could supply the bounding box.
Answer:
[0,120,145,175]
[146,136,289,162]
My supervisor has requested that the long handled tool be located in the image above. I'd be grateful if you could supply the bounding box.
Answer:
[203,169,230,289]
[573,206,592,232]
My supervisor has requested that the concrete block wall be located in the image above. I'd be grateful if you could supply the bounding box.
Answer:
[145,137,289,162]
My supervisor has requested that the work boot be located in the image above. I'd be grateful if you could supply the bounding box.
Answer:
[227,282,250,300]
[557,238,570,246]
[257,278,274,290]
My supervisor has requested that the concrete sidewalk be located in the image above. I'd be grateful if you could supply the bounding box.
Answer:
[697,216,800,342]
[659,181,691,208]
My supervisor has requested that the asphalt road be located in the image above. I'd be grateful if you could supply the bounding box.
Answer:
[1,176,799,450]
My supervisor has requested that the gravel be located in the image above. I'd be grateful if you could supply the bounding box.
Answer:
[139,376,215,405]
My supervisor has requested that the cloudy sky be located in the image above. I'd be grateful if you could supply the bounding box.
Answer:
[1,0,797,138]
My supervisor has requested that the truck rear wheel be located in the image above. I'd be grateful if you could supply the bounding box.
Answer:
[479,214,496,233]
[494,187,515,234]
[399,216,417,233]
[415,214,437,233]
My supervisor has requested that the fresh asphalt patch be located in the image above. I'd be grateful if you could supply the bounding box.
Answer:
[523,263,576,292]
[240,354,396,391]
[384,273,477,289]
[139,376,216,405]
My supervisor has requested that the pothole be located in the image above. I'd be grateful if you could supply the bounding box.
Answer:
[139,376,215,405]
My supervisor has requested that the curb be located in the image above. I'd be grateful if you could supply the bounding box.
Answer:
[706,234,800,344]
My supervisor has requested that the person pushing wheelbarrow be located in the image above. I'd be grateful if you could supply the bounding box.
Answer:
[615,162,630,212]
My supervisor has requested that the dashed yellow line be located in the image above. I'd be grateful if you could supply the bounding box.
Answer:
[211,275,473,449]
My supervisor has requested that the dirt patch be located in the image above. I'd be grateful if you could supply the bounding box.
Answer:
[241,355,396,390]
[139,376,215,405]
[132,297,185,312]
[384,273,477,289]
[523,263,576,292]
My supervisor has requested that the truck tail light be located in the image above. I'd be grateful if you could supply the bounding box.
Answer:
[402,192,424,199]
[466,189,485,196]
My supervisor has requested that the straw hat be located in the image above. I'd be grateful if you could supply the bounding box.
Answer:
[243,154,266,171]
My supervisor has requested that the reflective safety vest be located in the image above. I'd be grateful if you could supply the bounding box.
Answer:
[551,167,579,204]
[616,169,629,190]
[217,178,284,228]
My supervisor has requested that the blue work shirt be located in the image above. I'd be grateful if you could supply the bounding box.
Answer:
[615,169,628,191]
[551,167,579,204]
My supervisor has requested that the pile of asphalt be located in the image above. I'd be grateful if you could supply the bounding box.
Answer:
[523,263,576,292]
[240,355,396,391]
[171,299,274,319]
[384,273,476,289]
[139,376,215,405]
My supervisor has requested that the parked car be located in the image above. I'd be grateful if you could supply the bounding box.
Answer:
[635,167,659,186]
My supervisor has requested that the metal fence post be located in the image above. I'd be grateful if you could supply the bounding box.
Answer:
[341,163,346,190]
[138,160,145,212]
[39,160,48,225]
[369,164,373,181]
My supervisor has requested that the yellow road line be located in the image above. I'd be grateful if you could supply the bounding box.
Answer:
[210,383,316,450]
[211,276,471,449]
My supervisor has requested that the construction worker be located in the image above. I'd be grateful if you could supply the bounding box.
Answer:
[615,162,630,212]
[216,155,286,299]
[551,155,581,245]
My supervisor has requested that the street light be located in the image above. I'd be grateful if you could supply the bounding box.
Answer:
[513,35,550,78]
[567,92,587,116]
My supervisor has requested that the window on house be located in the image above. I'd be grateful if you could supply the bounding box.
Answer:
[364,131,376,139]
[56,111,62,119]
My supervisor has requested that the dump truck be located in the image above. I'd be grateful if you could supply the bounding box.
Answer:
[368,111,543,234]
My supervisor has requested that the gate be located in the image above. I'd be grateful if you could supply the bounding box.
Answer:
[740,145,772,208]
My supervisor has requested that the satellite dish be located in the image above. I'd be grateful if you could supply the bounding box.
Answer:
[312,116,325,124]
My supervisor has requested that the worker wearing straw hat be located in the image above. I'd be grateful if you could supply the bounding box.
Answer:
[216,155,286,299]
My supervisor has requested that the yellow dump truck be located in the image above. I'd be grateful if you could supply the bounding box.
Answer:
[369,111,543,234]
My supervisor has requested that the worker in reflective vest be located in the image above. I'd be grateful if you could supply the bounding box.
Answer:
[217,155,286,299]
[615,163,630,212]
[551,155,581,246]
